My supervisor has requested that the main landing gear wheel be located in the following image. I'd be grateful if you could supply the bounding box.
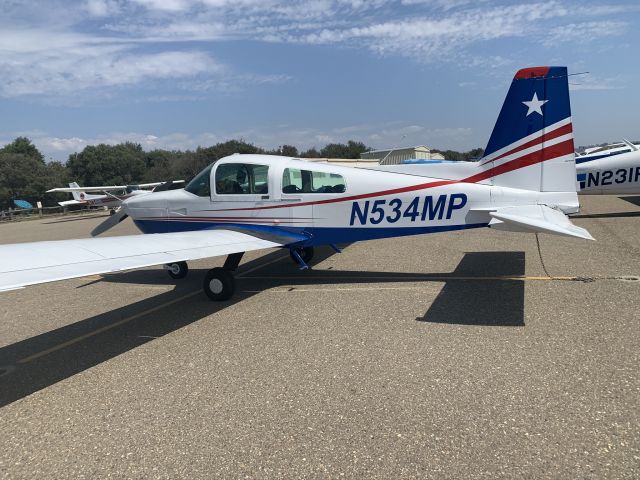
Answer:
[203,267,235,301]
[290,247,314,264]
[166,261,189,279]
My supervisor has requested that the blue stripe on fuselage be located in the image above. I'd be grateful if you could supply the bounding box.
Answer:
[575,149,630,164]
[133,219,489,247]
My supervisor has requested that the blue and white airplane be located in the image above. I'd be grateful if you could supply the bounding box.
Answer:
[0,66,593,301]
[576,142,640,195]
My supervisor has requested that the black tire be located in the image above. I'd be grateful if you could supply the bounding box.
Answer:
[290,247,314,264]
[203,267,235,301]
[109,209,116,216]
[166,261,189,279]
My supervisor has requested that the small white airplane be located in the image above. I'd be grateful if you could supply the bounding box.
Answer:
[576,141,640,195]
[48,181,185,212]
[0,66,593,301]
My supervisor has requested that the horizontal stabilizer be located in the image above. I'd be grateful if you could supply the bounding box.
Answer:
[488,205,594,240]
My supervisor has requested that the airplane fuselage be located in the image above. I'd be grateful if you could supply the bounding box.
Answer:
[125,155,580,247]
[577,149,640,195]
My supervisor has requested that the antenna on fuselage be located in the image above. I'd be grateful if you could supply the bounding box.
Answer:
[379,134,407,165]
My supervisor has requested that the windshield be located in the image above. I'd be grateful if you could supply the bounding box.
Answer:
[185,164,213,197]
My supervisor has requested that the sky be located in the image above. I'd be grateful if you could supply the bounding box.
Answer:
[0,0,639,162]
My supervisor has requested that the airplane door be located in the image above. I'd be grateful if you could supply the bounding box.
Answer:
[281,166,313,231]
[212,161,287,226]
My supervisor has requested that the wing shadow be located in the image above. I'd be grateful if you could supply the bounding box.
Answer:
[0,247,342,407]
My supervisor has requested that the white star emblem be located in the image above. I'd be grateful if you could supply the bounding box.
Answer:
[522,92,548,116]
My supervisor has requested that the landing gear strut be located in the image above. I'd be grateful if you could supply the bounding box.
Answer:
[290,247,314,269]
[203,252,244,301]
[165,261,189,279]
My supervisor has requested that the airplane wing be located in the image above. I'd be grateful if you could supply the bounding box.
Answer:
[47,186,126,193]
[137,180,185,188]
[485,205,594,240]
[0,230,281,292]
[58,200,84,206]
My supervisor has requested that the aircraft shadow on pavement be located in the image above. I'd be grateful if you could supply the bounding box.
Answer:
[0,248,525,407]
[417,251,525,327]
[620,195,640,207]
[571,196,640,219]
[572,211,640,219]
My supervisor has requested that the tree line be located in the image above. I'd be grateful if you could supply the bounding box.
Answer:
[0,137,482,210]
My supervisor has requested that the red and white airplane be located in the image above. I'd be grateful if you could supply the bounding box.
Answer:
[48,181,184,213]
[0,66,593,301]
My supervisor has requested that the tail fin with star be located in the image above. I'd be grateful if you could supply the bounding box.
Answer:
[477,66,576,193]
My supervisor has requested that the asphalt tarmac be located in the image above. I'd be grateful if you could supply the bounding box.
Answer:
[0,196,638,479]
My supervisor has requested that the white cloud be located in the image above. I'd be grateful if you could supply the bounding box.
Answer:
[544,20,627,46]
[569,75,621,91]
[85,0,121,16]
[0,0,635,100]
[0,39,222,97]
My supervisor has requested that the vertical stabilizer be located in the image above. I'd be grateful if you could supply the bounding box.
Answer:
[69,182,87,202]
[479,66,575,192]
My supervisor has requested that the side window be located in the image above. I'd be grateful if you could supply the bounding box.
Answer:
[282,168,303,193]
[185,163,213,197]
[215,163,269,195]
[282,168,345,194]
[311,171,345,193]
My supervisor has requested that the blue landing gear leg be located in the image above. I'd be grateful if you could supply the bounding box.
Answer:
[290,247,314,270]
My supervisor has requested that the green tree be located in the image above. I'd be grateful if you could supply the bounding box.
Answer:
[1,137,44,163]
[67,142,146,186]
[320,140,370,159]
[0,138,49,209]
[300,147,320,158]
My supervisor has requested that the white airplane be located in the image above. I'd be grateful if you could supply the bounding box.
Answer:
[576,141,640,195]
[579,139,638,157]
[0,66,593,301]
[48,181,185,212]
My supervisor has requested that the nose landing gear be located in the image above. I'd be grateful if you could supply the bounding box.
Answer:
[165,261,189,279]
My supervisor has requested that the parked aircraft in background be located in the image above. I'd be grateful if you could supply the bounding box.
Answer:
[0,66,593,301]
[48,181,184,212]
[577,139,639,159]
[576,142,640,195]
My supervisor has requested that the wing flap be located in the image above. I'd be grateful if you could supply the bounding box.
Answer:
[0,230,281,291]
[488,205,594,240]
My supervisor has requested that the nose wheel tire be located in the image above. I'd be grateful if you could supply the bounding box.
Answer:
[166,261,189,279]
[203,267,235,301]
[290,247,314,264]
